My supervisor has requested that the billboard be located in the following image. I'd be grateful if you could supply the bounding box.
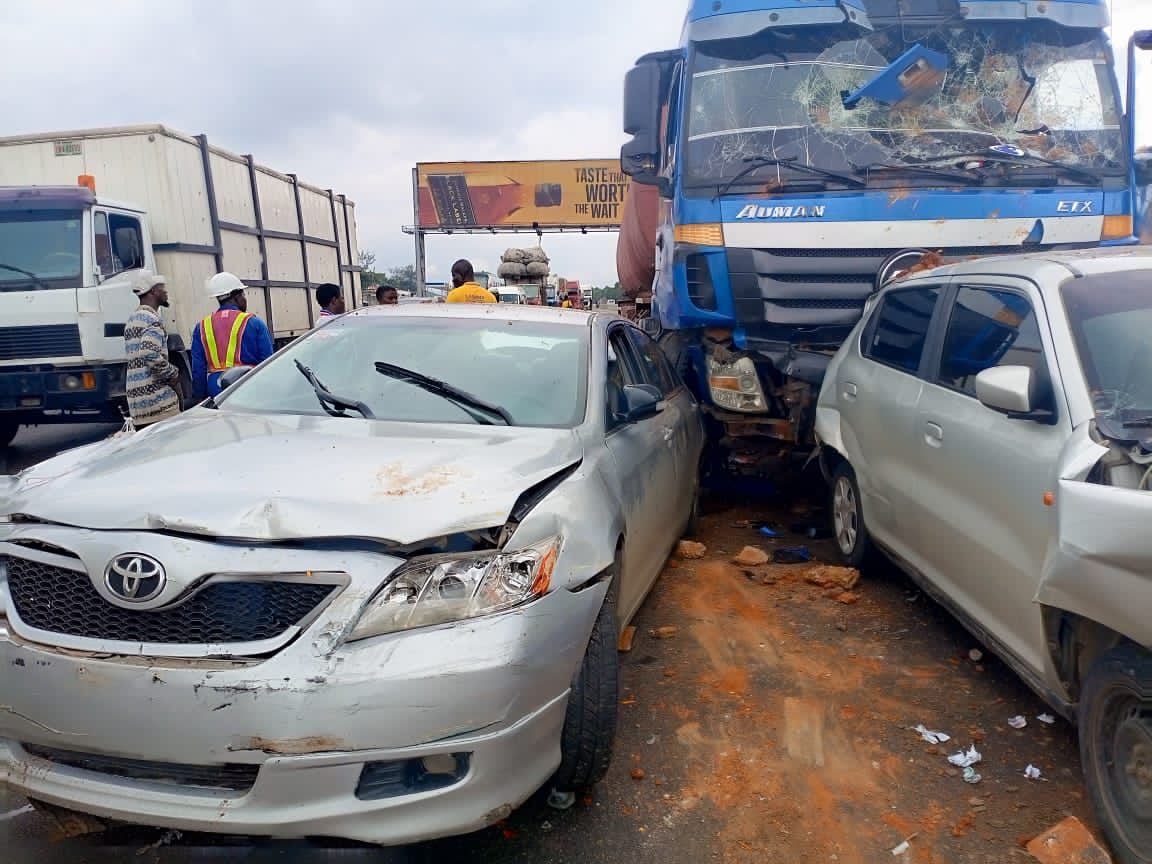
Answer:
[416,160,628,229]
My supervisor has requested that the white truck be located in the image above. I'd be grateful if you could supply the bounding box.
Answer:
[0,124,362,448]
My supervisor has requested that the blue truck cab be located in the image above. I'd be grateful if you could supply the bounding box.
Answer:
[621,0,1152,475]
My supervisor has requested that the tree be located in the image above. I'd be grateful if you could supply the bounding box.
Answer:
[358,250,376,273]
[383,265,417,292]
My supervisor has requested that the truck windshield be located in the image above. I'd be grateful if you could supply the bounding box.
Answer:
[684,22,1124,190]
[0,210,84,291]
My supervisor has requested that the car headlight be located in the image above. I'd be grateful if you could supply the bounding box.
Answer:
[348,536,561,641]
[707,355,767,412]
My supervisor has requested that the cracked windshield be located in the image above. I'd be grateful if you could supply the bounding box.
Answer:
[686,23,1124,188]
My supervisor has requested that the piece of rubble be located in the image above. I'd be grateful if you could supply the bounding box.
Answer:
[969,648,984,662]
[618,626,637,653]
[630,768,646,781]
[676,540,707,560]
[743,566,780,585]
[648,625,679,640]
[1025,816,1113,864]
[836,592,860,605]
[805,565,861,590]
[732,546,770,567]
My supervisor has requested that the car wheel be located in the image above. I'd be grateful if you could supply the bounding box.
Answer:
[1079,644,1152,864]
[0,417,19,449]
[552,563,620,792]
[831,460,872,568]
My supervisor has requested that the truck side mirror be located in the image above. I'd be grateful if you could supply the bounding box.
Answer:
[1136,153,1152,187]
[622,62,663,185]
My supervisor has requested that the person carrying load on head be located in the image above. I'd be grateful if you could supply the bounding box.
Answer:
[190,272,274,400]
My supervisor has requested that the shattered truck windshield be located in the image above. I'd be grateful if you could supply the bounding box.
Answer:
[685,22,1124,190]
[0,210,84,291]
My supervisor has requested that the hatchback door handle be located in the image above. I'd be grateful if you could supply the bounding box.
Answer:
[663,427,674,442]
[843,382,858,400]
[924,422,944,447]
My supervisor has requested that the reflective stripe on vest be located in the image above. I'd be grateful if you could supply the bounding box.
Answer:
[201,310,252,373]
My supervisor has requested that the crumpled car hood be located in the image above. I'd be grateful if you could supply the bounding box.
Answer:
[1,411,583,545]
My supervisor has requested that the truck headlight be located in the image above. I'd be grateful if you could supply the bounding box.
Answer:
[348,536,560,641]
[707,355,767,412]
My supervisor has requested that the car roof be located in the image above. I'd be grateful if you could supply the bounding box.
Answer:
[348,302,617,328]
[890,246,1152,293]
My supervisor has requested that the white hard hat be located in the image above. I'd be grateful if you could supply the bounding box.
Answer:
[205,271,246,299]
[131,270,166,296]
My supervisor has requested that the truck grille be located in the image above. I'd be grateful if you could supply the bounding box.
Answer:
[0,324,82,361]
[22,744,260,792]
[4,555,335,645]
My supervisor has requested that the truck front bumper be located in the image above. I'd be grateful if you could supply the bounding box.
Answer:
[0,367,111,414]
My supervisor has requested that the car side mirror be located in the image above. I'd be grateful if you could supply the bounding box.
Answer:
[975,366,1036,416]
[620,383,663,423]
[217,365,253,390]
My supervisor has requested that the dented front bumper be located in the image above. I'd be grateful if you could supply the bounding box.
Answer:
[0,526,606,844]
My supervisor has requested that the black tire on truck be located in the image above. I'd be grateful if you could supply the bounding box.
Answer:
[0,416,19,449]
[1079,643,1152,864]
[552,556,621,793]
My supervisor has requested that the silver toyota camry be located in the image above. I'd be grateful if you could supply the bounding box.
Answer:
[0,304,703,844]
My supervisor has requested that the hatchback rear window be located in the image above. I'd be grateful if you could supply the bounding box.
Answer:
[863,287,940,374]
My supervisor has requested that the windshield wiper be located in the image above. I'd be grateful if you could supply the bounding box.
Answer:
[294,359,376,419]
[852,162,985,186]
[0,263,53,291]
[715,156,865,198]
[374,361,512,426]
[1121,417,1152,428]
[906,149,1102,185]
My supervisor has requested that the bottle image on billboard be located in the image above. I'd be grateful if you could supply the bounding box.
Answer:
[425,174,528,227]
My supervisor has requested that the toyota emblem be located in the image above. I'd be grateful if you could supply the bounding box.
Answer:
[105,554,167,603]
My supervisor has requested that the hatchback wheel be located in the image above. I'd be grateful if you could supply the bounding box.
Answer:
[552,562,620,792]
[831,461,871,568]
[1080,645,1152,864]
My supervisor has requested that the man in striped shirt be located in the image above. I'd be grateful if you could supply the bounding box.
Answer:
[315,282,345,324]
[123,271,182,428]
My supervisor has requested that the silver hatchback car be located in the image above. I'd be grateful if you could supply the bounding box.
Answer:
[816,247,1152,864]
[0,305,703,845]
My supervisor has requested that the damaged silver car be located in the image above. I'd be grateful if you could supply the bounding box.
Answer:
[815,247,1152,864]
[0,304,703,844]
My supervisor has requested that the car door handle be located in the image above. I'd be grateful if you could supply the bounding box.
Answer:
[842,381,858,401]
[924,422,944,447]
[663,427,674,442]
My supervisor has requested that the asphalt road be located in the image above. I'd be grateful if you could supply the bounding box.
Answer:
[0,429,1098,863]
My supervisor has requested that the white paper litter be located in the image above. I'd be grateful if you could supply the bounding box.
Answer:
[948,745,983,768]
[1008,716,1028,729]
[962,766,983,784]
[1024,764,1043,781]
[913,725,951,745]
[1037,713,1056,725]
[968,648,984,662]
[891,841,910,856]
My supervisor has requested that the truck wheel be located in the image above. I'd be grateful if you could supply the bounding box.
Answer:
[1079,644,1152,864]
[0,417,19,449]
[830,460,872,568]
[552,560,620,792]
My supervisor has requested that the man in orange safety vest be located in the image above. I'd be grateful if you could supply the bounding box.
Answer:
[190,272,274,400]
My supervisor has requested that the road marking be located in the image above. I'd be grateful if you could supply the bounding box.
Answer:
[0,804,34,821]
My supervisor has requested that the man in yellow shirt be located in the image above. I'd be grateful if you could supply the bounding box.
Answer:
[446,260,496,304]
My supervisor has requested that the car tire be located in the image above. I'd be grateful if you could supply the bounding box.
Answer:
[830,460,872,568]
[552,565,620,792]
[0,417,19,449]
[1079,644,1152,864]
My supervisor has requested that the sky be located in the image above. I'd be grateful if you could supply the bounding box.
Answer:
[0,1,1147,287]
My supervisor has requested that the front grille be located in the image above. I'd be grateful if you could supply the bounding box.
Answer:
[770,298,864,309]
[23,744,259,792]
[0,324,81,361]
[4,555,335,644]
[758,244,1056,259]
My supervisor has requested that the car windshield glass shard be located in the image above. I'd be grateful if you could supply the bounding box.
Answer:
[374,362,512,426]
[293,359,376,419]
[684,24,1125,189]
[218,317,588,428]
